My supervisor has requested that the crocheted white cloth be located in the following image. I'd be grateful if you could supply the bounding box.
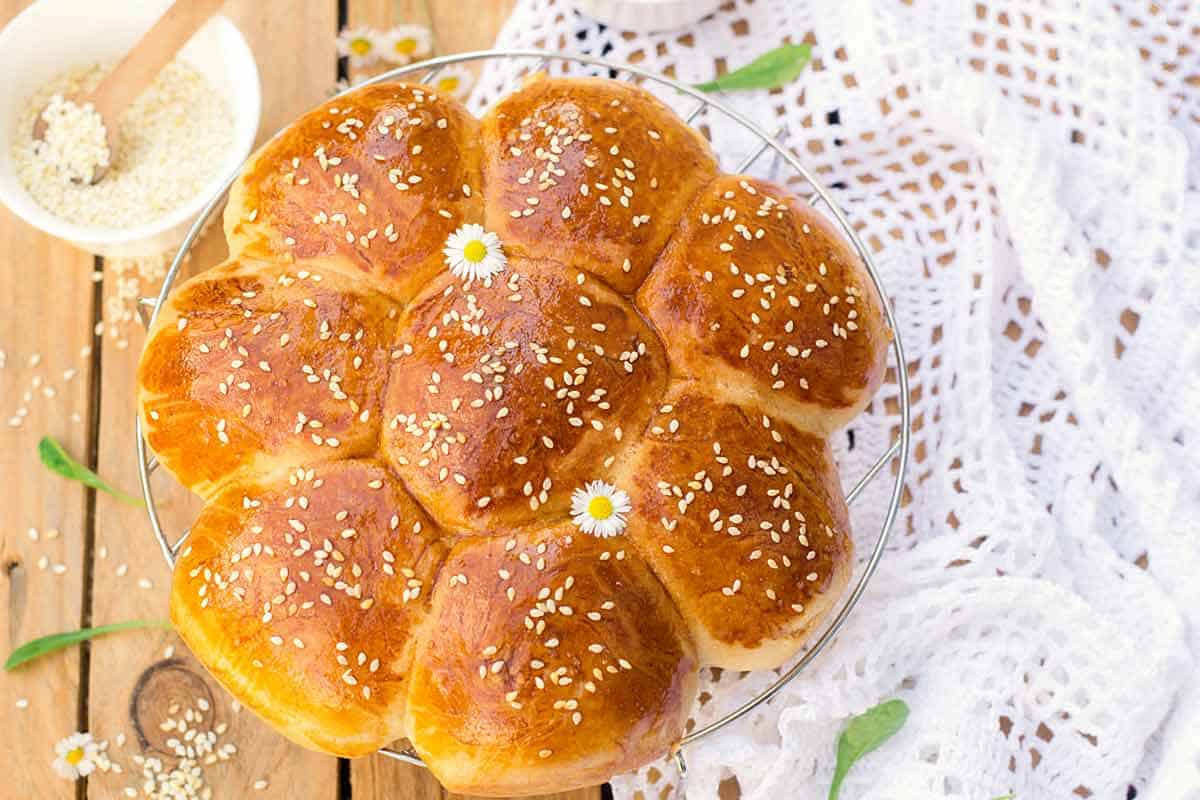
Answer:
[470,1,1200,798]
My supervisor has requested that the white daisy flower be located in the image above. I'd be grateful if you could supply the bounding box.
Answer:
[336,26,381,68]
[52,732,100,780]
[429,65,475,100]
[379,24,433,65]
[443,224,506,282]
[571,480,633,538]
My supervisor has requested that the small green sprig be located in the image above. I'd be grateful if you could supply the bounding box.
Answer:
[694,43,812,93]
[5,620,171,671]
[38,435,144,506]
[829,699,910,800]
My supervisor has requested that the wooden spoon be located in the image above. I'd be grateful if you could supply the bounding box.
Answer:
[32,0,227,184]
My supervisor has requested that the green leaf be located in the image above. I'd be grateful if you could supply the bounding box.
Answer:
[991,795,1015,800]
[829,699,910,800]
[694,43,812,93]
[5,620,171,671]
[38,435,144,506]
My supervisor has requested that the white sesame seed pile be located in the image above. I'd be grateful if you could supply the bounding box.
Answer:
[33,94,111,184]
[126,699,236,800]
[56,698,245,799]
[12,59,233,228]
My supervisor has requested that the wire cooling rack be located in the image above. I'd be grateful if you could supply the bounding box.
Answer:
[135,49,911,777]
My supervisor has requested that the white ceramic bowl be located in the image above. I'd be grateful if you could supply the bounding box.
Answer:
[572,0,723,33]
[0,0,260,257]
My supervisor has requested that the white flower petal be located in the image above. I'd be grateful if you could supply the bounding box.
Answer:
[570,480,631,538]
[429,65,475,100]
[443,224,507,282]
[336,26,382,68]
[51,732,98,781]
[379,24,433,65]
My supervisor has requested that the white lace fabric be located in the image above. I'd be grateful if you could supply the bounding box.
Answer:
[470,2,1200,798]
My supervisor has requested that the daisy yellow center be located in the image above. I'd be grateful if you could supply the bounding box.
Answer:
[437,76,461,93]
[65,747,85,766]
[463,239,487,263]
[394,38,418,55]
[349,38,372,55]
[587,496,614,520]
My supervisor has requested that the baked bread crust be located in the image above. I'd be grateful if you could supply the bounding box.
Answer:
[404,526,697,795]
[478,77,719,293]
[381,258,667,532]
[138,259,400,499]
[616,386,854,670]
[171,460,443,756]
[225,82,483,303]
[638,174,888,434]
[138,75,887,796]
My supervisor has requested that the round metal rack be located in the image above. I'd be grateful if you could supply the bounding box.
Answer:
[135,49,911,777]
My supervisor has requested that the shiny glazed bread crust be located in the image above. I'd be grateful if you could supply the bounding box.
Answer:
[137,75,888,797]
[404,526,697,795]
[171,460,444,756]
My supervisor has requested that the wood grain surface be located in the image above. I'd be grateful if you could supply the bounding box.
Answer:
[0,2,97,785]
[1,1,602,799]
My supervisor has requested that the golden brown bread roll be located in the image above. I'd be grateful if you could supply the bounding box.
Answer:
[226,82,483,303]
[479,77,719,293]
[381,258,666,531]
[616,385,853,670]
[638,174,889,434]
[405,526,697,796]
[138,258,401,499]
[138,74,888,796]
[171,460,444,756]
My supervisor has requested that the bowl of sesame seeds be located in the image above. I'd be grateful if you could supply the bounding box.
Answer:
[0,0,260,257]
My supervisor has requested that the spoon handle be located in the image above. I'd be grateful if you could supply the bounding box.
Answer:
[86,0,228,126]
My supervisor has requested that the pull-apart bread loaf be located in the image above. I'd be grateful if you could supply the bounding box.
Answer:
[137,75,888,796]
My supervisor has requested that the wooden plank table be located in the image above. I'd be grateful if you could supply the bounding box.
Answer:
[0,1,601,798]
